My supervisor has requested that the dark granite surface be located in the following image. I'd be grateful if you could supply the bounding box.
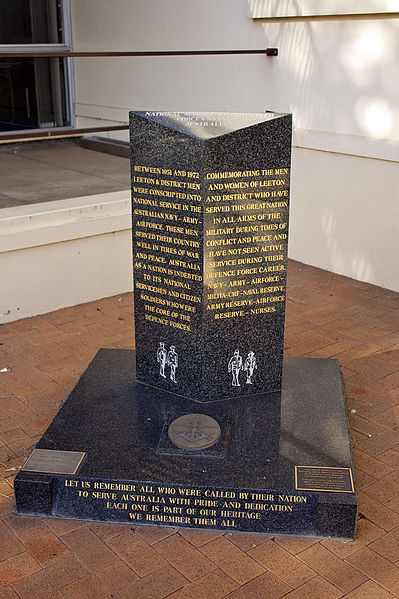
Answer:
[130,111,292,402]
[13,112,357,539]
[15,349,357,539]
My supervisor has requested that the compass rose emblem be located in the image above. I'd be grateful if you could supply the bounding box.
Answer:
[168,414,221,450]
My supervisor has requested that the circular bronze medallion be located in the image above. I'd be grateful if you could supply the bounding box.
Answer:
[168,414,221,450]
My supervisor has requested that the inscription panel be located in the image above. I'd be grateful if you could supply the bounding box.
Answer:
[131,114,206,400]
[295,466,355,493]
[204,167,289,397]
[22,449,86,475]
[57,477,316,535]
[132,164,203,336]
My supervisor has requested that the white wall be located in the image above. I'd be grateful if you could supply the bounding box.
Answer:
[3,145,397,325]
[69,1,399,291]
[0,193,132,323]
[70,0,399,152]
[291,147,399,290]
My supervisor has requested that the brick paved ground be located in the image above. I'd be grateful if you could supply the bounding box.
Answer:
[1,259,399,598]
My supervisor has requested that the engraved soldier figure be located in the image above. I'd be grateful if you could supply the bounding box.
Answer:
[244,351,257,384]
[167,345,178,383]
[157,342,167,378]
[228,349,243,387]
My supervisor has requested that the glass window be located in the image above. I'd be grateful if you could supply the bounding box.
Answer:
[0,0,64,45]
[0,0,73,132]
[0,57,71,130]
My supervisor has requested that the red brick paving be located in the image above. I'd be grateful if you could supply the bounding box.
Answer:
[1,259,399,597]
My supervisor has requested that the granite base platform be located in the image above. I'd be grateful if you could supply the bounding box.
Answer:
[14,349,357,540]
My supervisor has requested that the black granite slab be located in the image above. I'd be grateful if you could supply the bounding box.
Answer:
[14,349,357,539]
[130,111,292,402]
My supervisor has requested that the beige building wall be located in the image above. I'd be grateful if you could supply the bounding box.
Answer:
[70,0,399,293]
[0,193,132,323]
[2,2,398,323]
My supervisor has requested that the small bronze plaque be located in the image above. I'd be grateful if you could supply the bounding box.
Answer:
[168,414,221,450]
[22,449,86,475]
[295,466,355,493]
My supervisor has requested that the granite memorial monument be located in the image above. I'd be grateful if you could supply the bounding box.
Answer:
[14,111,357,539]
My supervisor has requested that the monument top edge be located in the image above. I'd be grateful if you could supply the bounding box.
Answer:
[129,110,291,141]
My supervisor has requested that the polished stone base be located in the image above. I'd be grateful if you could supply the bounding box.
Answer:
[14,349,357,540]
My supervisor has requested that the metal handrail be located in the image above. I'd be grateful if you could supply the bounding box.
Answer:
[0,48,278,142]
[0,48,278,58]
